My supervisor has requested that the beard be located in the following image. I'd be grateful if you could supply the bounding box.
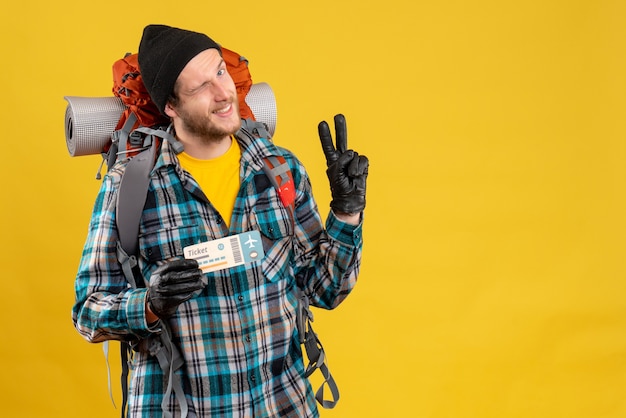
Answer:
[175,100,242,144]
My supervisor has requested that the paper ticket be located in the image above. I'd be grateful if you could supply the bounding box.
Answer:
[183,231,265,273]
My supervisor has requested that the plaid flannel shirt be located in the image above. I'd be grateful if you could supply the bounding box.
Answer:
[72,133,362,417]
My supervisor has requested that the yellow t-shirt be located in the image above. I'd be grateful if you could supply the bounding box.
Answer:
[177,139,241,227]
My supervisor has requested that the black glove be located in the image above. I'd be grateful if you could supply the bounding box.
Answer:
[318,114,369,214]
[146,259,206,319]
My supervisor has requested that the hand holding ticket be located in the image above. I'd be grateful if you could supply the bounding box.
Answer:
[183,231,265,273]
[147,259,205,318]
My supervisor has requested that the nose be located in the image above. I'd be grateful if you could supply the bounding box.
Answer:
[210,79,230,101]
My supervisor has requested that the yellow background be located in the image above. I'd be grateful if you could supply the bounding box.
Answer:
[1,0,625,417]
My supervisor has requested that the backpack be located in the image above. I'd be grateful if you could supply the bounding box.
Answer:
[107,47,268,174]
[65,46,339,416]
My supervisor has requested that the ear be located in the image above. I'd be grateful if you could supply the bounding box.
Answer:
[164,102,177,118]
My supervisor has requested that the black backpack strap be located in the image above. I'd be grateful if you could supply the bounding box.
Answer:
[112,112,138,155]
[261,154,340,409]
[240,118,271,141]
[119,341,131,416]
[150,325,189,418]
[114,128,190,418]
[116,127,182,259]
[116,138,157,259]
[115,139,155,418]
[295,278,340,409]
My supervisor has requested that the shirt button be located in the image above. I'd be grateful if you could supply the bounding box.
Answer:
[250,375,256,382]
[238,295,244,302]
[245,336,251,342]
[216,217,223,224]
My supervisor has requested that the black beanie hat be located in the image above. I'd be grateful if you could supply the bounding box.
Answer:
[138,24,221,114]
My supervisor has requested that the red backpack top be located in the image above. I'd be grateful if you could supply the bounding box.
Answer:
[111,46,255,136]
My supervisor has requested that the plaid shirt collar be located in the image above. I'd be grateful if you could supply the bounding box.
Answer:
[153,127,279,179]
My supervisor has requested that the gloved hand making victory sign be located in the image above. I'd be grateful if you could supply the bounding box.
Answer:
[318,114,369,215]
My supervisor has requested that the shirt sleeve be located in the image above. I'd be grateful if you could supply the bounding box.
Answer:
[72,167,155,343]
[290,157,363,310]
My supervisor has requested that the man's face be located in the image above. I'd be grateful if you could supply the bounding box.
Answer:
[165,48,241,142]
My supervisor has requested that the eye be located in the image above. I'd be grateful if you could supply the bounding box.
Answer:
[217,68,226,77]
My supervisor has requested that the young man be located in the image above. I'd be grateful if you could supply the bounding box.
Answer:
[73,24,368,417]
